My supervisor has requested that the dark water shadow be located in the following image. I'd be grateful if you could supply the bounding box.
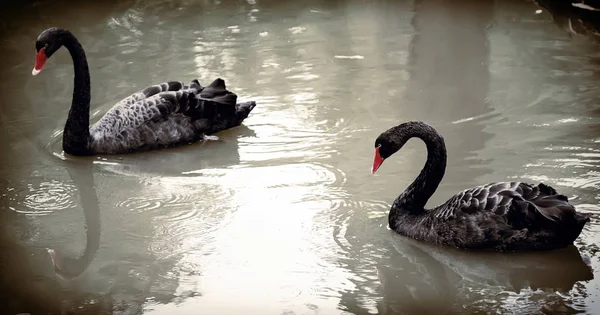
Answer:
[391,235,593,293]
[338,223,593,315]
[535,0,600,42]
[393,0,495,201]
[379,232,592,314]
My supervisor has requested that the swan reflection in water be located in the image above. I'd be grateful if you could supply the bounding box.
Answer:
[40,124,254,308]
[0,158,109,314]
[345,232,593,314]
[46,158,101,280]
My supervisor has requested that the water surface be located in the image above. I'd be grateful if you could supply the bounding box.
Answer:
[1,0,600,314]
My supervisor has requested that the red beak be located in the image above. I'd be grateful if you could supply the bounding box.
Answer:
[32,47,47,76]
[372,147,385,174]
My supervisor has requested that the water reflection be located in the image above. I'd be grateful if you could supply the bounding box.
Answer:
[339,223,593,314]
[379,234,592,314]
[46,159,101,280]
[400,0,494,198]
[0,158,110,314]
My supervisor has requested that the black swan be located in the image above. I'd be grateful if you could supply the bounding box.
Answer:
[371,121,591,251]
[31,27,256,156]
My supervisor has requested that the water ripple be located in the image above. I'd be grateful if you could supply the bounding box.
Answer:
[4,180,77,215]
[114,183,207,214]
[517,145,600,194]
[115,196,164,212]
[182,162,346,190]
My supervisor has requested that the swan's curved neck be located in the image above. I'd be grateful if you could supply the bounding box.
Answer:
[62,31,91,155]
[391,125,447,220]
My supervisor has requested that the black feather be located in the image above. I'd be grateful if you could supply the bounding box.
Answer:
[88,78,256,154]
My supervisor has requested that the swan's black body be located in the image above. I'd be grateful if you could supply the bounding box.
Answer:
[373,121,591,251]
[33,27,256,156]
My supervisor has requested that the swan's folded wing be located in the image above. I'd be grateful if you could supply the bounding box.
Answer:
[436,182,530,219]
[89,78,248,145]
[434,182,578,227]
[90,81,198,136]
[114,81,187,108]
[434,182,528,219]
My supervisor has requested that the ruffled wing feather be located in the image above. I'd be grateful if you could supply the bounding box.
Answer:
[433,182,583,228]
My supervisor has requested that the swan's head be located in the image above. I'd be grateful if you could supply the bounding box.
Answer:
[32,27,63,76]
[372,135,402,174]
[372,122,431,174]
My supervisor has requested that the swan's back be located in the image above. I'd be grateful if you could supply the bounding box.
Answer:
[88,78,255,154]
[395,182,591,251]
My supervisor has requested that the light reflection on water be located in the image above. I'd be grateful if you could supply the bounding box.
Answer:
[1,0,600,314]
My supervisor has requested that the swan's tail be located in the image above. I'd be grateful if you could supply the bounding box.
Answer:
[185,78,256,132]
[561,211,591,246]
[528,183,592,246]
[234,101,257,125]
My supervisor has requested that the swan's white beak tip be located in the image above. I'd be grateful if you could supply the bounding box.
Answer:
[32,68,41,76]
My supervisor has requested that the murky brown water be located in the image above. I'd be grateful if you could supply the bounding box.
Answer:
[2,0,600,314]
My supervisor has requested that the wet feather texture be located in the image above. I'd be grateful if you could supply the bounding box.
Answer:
[88,78,256,154]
